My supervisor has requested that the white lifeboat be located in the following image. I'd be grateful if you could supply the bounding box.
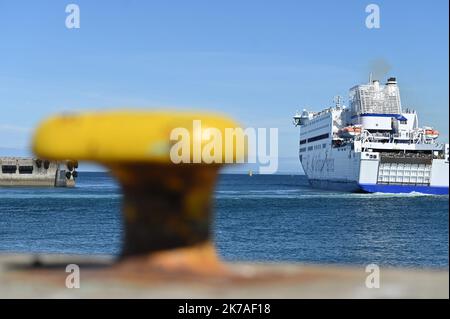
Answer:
[338,125,362,138]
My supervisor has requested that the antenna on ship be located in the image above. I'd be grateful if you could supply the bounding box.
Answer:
[334,95,343,108]
[369,72,373,84]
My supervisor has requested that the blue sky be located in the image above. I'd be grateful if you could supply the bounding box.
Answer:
[0,0,448,173]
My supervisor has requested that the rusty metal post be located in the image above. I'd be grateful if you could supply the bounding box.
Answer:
[110,164,226,274]
[114,164,219,256]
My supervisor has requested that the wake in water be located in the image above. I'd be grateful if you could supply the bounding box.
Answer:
[368,191,441,197]
[214,189,444,199]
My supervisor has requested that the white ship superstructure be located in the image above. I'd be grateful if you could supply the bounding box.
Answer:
[293,77,449,194]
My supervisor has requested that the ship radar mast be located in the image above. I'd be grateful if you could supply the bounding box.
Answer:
[334,95,343,108]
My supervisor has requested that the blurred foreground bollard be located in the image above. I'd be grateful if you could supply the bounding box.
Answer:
[32,111,244,274]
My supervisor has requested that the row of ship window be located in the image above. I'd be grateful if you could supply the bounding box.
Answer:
[301,124,331,135]
[300,143,329,153]
[299,133,330,145]
[1,165,34,174]
[303,115,330,127]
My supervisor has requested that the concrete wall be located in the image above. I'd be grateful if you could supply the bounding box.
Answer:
[0,157,71,187]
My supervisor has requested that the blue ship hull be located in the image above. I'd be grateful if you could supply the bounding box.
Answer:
[358,184,449,195]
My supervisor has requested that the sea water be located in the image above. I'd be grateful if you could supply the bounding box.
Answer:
[0,172,448,268]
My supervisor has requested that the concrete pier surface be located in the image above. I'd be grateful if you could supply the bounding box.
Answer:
[0,254,448,298]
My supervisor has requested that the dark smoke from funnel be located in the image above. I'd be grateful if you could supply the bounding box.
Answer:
[367,58,392,81]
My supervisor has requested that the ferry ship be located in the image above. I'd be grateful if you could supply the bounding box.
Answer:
[293,76,449,195]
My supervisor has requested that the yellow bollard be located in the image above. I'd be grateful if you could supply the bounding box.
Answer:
[33,110,246,275]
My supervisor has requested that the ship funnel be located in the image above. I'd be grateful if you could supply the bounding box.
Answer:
[386,77,397,85]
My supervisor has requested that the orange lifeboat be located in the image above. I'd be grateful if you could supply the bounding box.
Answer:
[424,128,439,139]
[338,125,362,138]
